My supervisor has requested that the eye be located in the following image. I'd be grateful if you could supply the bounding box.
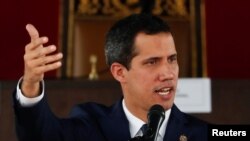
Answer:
[168,54,177,63]
[144,58,158,65]
[147,59,157,65]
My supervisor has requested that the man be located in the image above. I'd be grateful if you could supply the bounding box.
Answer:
[13,14,208,141]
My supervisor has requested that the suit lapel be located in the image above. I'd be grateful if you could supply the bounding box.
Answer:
[100,100,131,141]
[163,104,188,141]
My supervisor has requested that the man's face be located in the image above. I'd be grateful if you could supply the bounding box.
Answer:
[122,32,179,117]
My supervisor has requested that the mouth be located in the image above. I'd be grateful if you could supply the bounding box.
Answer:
[154,87,172,96]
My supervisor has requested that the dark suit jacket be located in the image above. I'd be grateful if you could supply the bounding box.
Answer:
[13,92,208,141]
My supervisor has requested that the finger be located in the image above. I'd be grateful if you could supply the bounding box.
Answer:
[25,36,48,51]
[42,52,63,65]
[24,45,57,61]
[26,24,40,42]
[33,61,62,74]
[26,52,63,68]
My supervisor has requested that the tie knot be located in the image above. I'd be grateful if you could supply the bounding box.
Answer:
[140,124,148,135]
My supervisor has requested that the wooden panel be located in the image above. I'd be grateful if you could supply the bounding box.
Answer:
[73,19,116,79]
[1,79,250,141]
[193,80,250,124]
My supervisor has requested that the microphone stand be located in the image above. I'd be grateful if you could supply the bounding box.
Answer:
[128,136,144,141]
[128,134,154,141]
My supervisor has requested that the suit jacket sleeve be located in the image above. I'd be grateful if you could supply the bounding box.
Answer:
[13,89,103,141]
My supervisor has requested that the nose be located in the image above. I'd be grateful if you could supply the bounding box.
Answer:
[158,64,175,81]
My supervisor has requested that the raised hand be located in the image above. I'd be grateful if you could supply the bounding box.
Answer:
[21,24,63,97]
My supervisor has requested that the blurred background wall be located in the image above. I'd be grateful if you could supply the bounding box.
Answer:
[0,0,59,80]
[0,0,250,141]
[1,0,250,80]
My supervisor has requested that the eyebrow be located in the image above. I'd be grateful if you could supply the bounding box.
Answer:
[145,53,177,60]
[142,56,161,63]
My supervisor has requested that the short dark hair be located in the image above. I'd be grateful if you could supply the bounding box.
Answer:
[105,14,172,69]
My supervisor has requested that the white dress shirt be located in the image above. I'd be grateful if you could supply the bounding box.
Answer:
[122,100,171,141]
[16,78,44,107]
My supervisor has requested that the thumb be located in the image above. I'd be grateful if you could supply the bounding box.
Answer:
[26,24,39,42]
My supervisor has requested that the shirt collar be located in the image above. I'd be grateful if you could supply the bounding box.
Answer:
[122,99,171,138]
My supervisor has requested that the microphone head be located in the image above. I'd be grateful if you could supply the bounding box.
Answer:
[148,104,165,118]
[145,104,165,140]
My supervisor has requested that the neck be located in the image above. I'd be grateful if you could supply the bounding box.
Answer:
[124,99,148,122]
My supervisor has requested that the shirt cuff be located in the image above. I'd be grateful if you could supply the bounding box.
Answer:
[16,77,45,107]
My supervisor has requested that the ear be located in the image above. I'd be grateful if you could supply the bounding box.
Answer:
[110,62,128,83]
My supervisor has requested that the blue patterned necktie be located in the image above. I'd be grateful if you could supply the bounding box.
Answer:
[140,124,148,135]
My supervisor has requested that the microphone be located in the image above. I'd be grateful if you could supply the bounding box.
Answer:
[128,104,165,141]
[144,104,165,141]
